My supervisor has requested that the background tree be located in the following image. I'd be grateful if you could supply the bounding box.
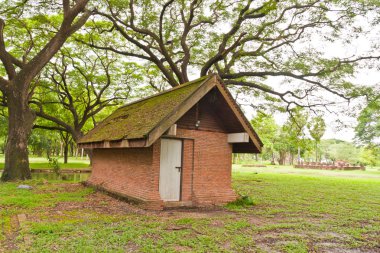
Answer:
[251,110,312,165]
[29,39,162,163]
[251,112,278,164]
[0,0,91,181]
[360,146,379,167]
[28,129,61,158]
[273,127,293,165]
[282,108,309,163]
[308,115,326,162]
[320,139,360,164]
[30,45,137,162]
[355,91,380,146]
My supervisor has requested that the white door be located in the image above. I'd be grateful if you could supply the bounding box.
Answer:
[159,139,182,201]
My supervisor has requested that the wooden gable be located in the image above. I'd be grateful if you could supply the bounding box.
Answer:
[176,87,261,153]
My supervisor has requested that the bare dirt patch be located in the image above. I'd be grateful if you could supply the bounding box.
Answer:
[158,207,236,219]
[2,215,20,252]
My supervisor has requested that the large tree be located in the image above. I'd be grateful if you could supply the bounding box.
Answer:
[355,91,380,146]
[282,107,309,163]
[32,47,134,143]
[251,112,278,164]
[0,0,91,181]
[308,115,326,162]
[31,46,140,162]
[84,0,379,111]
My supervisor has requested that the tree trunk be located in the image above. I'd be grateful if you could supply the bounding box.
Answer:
[61,132,70,164]
[279,151,286,165]
[60,141,64,156]
[271,152,275,165]
[1,90,35,181]
[63,143,69,164]
[297,146,301,164]
[72,130,92,165]
[315,141,318,162]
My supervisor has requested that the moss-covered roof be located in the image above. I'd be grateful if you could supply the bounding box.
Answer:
[79,76,210,143]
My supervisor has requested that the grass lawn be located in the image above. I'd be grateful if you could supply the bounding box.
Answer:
[0,155,90,170]
[0,165,379,252]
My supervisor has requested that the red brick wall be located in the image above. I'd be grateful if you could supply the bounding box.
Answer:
[88,129,236,209]
[177,128,237,205]
[181,139,194,202]
[88,146,163,209]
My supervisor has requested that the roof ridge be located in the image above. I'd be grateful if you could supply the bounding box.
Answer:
[119,75,211,109]
[144,75,215,142]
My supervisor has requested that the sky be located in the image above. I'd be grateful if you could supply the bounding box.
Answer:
[237,14,380,143]
[239,68,378,142]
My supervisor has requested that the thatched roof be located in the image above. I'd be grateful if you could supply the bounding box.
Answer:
[79,76,210,143]
[79,74,262,153]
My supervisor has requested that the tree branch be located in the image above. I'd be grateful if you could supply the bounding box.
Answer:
[0,19,16,79]
[33,124,67,132]
[18,0,91,85]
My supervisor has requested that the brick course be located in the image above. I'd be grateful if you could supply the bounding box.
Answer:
[88,127,237,210]
[88,146,163,209]
[177,128,237,206]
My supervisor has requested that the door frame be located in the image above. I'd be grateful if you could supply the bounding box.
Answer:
[159,137,184,201]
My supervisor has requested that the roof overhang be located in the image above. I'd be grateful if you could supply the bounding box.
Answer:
[79,138,147,149]
[79,74,263,153]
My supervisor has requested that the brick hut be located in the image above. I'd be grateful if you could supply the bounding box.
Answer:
[78,74,262,210]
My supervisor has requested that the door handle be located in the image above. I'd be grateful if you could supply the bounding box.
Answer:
[175,166,182,172]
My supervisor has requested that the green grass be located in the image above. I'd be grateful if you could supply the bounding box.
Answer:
[0,154,90,169]
[235,164,380,178]
[0,180,93,245]
[0,165,379,252]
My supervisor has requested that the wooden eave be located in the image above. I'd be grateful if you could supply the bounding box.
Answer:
[214,75,263,152]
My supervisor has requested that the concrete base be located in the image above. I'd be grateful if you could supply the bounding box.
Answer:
[163,201,193,209]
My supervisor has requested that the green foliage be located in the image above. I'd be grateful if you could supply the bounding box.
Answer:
[226,195,255,209]
[251,111,278,161]
[28,129,61,157]
[308,116,326,143]
[308,116,326,162]
[360,146,380,166]
[251,108,313,164]
[47,157,60,176]
[355,95,380,145]
[320,139,361,163]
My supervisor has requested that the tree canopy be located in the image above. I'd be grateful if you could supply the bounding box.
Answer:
[355,93,380,146]
[82,0,380,111]
[0,0,92,180]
